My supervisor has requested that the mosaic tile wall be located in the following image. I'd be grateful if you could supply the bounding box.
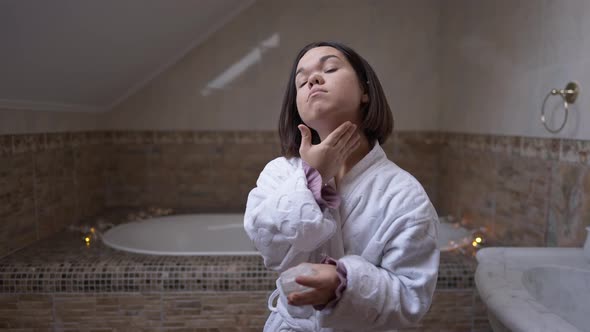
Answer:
[101,130,440,214]
[0,132,108,259]
[0,292,269,331]
[2,130,590,258]
[0,290,489,331]
[0,130,438,259]
[104,130,442,214]
[104,131,282,212]
[437,133,590,247]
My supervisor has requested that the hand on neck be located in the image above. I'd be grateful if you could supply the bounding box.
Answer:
[316,126,372,186]
[336,133,371,184]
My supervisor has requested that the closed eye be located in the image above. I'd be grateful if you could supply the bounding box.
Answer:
[297,68,337,88]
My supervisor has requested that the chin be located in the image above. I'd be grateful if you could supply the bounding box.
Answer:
[306,104,338,120]
[301,104,351,128]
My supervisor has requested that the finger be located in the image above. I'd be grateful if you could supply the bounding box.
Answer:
[323,122,352,146]
[338,133,360,158]
[295,275,323,288]
[350,137,362,150]
[334,124,356,150]
[343,138,361,158]
[335,125,358,151]
[288,290,321,306]
[345,133,361,150]
[298,125,312,152]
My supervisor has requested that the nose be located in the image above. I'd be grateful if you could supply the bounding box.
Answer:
[307,72,324,87]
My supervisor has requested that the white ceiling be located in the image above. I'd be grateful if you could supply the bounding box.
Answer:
[0,0,254,112]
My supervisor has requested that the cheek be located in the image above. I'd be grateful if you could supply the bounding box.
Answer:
[296,92,307,111]
[342,77,363,99]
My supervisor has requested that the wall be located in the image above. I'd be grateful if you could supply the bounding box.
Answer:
[0,0,442,258]
[440,0,590,140]
[105,0,442,132]
[3,0,590,258]
[0,132,108,258]
[1,0,443,134]
[437,133,590,248]
[0,290,489,331]
[0,108,104,135]
[436,0,590,248]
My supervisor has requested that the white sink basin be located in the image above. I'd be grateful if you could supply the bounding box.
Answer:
[475,247,590,332]
[522,266,590,330]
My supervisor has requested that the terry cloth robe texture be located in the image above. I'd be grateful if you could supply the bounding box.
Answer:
[244,142,440,332]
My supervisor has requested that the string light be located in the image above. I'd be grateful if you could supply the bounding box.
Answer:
[84,235,92,247]
[471,235,485,249]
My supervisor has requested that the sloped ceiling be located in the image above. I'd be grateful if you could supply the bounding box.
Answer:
[0,0,254,112]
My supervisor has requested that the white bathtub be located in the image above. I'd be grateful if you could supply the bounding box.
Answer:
[101,214,474,256]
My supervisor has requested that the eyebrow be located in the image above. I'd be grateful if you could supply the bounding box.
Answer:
[295,54,341,77]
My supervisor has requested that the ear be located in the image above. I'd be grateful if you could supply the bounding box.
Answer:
[361,93,369,103]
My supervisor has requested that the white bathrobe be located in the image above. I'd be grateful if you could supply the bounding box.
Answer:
[244,142,440,332]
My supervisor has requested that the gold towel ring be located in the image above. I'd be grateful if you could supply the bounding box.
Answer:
[540,82,580,134]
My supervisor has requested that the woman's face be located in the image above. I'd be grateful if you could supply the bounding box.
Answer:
[295,46,368,133]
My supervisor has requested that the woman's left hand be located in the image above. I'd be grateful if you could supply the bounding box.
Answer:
[287,263,340,306]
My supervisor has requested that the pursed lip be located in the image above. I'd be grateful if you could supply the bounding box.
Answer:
[308,88,327,101]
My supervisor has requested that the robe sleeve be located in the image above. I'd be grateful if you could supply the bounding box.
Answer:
[243,158,339,273]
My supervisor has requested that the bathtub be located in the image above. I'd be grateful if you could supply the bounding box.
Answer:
[101,214,474,255]
[1,208,482,331]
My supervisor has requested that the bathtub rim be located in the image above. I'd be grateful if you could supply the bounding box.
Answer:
[100,233,262,256]
[99,213,475,256]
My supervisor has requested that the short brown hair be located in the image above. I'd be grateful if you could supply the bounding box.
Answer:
[278,41,393,158]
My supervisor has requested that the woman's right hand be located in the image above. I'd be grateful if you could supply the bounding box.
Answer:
[298,121,361,184]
